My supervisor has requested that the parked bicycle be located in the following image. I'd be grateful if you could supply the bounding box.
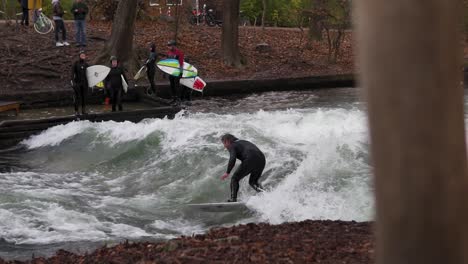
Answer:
[33,8,54,34]
[189,4,220,27]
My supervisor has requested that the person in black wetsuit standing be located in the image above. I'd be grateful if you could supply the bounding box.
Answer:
[104,56,128,112]
[221,134,266,202]
[71,50,89,115]
[146,43,157,95]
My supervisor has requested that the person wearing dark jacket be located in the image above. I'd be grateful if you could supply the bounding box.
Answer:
[18,0,28,26]
[146,43,157,95]
[71,50,89,115]
[104,56,128,112]
[71,0,88,47]
[52,0,69,47]
[220,134,266,202]
[166,40,184,105]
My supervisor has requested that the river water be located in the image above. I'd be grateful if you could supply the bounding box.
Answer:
[0,88,373,260]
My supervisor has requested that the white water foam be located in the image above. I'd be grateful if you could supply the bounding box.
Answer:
[0,203,154,245]
[244,109,372,223]
[4,107,372,248]
[22,121,93,149]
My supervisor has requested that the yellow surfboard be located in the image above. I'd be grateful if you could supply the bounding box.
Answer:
[28,0,43,9]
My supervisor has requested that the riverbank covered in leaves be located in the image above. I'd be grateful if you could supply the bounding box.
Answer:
[0,20,353,95]
[0,220,373,264]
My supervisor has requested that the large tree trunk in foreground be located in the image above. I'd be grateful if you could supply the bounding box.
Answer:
[355,0,468,263]
[221,0,242,67]
[94,0,138,73]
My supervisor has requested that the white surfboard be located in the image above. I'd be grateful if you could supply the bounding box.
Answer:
[121,75,128,93]
[134,65,147,80]
[157,59,198,78]
[86,65,111,87]
[180,76,206,92]
[186,202,248,212]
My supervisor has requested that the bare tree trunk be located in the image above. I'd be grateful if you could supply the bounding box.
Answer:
[324,27,332,61]
[3,0,7,19]
[87,0,98,21]
[174,1,180,43]
[221,0,242,67]
[94,0,138,72]
[261,0,266,29]
[332,29,343,63]
[355,0,468,263]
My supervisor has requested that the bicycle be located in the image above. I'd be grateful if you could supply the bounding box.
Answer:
[33,8,54,34]
[189,4,220,27]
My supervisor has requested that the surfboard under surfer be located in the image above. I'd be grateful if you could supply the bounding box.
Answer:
[221,134,266,202]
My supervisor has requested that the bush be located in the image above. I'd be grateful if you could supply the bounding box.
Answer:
[42,0,74,20]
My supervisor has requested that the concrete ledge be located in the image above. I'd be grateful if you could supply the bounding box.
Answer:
[200,74,355,96]
[1,74,355,107]
[147,74,355,97]
[0,88,140,109]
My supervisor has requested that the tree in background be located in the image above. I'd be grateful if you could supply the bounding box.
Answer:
[94,0,139,73]
[303,0,351,62]
[261,0,266,28]
[240,0,262,26]
[222,0,242,67]
[240,0,305,27]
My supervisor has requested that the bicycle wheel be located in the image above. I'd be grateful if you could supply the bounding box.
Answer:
[34,16,54,34]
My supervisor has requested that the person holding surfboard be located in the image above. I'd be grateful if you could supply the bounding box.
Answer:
[146,43,158,95]
[221,134,266,202]
[71,50,89,115]
[104,56,128,112]
[166,40,184,105]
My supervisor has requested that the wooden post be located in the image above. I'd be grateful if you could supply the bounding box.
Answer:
[354,0,468,263]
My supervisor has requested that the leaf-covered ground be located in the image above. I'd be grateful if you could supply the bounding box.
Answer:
[0,220,374,264]
[0,20,354,95]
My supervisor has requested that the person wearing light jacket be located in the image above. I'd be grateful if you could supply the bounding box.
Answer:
[52,0,69,47]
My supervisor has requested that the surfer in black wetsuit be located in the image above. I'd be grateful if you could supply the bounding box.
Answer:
[104,56,128,112]
[71,50,89,115]
[221,134,266,202]
[146,43,157,95]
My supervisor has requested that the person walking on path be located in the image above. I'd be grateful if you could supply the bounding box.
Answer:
[71,50,89,115]
[52,0,69,47]
[18,0,29,26]
[71,0,88,47]
[146,43,158,95]
[105,56,128,112]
